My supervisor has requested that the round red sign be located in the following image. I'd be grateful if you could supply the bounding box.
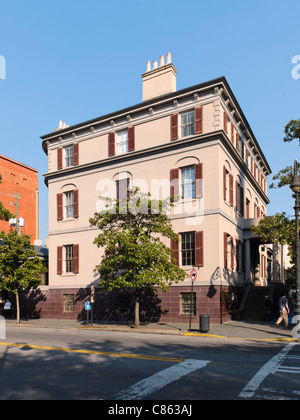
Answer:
[190,269,197,281]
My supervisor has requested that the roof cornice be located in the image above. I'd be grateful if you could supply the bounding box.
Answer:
[41,76,271,174]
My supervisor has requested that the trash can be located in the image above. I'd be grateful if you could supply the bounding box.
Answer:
[199,314,210,333]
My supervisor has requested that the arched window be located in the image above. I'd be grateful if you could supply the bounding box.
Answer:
[57,183,79,220]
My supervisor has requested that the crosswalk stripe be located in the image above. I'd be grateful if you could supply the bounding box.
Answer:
[114,359,210,400]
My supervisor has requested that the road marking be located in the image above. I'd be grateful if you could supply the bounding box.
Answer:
[0,341,184,363]
[239,343,297,399]
[183,332,300,342]
[277,366,300,373]
[114,359,210,400]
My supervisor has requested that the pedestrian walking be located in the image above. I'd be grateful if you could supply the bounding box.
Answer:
[288,299,295,326]
[275,293,290,328]
[3,300,12,319]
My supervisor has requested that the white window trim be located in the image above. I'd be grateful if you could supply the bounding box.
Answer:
[116,129,128,155]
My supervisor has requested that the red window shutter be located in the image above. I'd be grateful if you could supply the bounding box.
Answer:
[236,132,239,152]
[195,163,203,198]
[73,143,79,166]
[128,126,135,152]
[195,107,203,134]
[170,168,179,202]
[231,124,234,144]
[223,166,227,201]
[57,148,63,170]
[224,232,228,268]
[73,244,79,274]
[108,132,115,157]
[235,180,238,211]
[224,111,228,133]
[57,193,63,221]
[170,114,178,141]
[171,238,179,267]
[73,189,79,218]
[229,174,234,206]
[231,236,234,269]
[195,231,204,267]
[57,246,63,275]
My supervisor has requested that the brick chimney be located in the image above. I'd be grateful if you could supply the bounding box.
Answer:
[141,53,177,102]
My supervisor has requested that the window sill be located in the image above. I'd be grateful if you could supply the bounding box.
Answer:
[59,273,77,277]
[224,200,233,209]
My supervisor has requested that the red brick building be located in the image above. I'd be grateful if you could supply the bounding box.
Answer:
[0,154,39,243]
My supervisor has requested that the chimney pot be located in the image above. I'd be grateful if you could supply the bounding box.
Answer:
[146,61,151,72]
[166,52,172,64]
[160,55,165,67]
[153,60,158,69]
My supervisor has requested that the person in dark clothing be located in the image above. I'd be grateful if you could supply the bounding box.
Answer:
[3,300,12,319]
[275,293,290,328]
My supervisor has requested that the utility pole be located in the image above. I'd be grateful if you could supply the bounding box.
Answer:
[9,193,21,234]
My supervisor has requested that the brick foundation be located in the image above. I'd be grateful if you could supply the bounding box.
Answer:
[16,285,242,324]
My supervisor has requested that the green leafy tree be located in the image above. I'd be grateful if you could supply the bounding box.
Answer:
[0,231,46,323]
[270,118,300,190]
[255,119,300,289]
[284,119,300,145]
[251,213,296,289]
[251,213,295,246]
[89,188,187,328]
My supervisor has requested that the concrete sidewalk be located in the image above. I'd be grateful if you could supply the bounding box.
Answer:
[4,318,299,342]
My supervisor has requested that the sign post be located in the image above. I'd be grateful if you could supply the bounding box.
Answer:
[91,285,95,327]
[189,269,197,332]
[85,300,91,326]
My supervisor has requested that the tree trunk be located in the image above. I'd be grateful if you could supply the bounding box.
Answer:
[135,289,140,329]
[16,291,20,324]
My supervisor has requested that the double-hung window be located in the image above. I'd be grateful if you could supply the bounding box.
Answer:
[181,110,195,137]
[117,130,128,154]
[65,146,74,167]
[181,166,195,199]
[65,245,74,273]
[57,244,79,275]
[181,232,195,266]
[64,191,74,219]
[116,178,130,200]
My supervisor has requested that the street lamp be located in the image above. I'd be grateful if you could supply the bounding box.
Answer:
[290,160,300,319]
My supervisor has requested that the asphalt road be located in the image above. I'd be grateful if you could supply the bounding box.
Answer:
[0,325,299,403]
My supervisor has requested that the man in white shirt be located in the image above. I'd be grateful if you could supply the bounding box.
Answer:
[3,300,12,319]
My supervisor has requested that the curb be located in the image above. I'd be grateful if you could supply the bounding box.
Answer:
[183,332,300,342]
[6,322,299,342]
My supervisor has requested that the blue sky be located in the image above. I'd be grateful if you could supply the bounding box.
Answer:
[0,0,299,244]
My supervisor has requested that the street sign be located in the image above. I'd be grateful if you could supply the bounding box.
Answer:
[85,301,91,311]
[190,269,197,281]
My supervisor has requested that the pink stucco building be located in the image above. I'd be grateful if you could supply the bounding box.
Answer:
[40,54,271,323]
